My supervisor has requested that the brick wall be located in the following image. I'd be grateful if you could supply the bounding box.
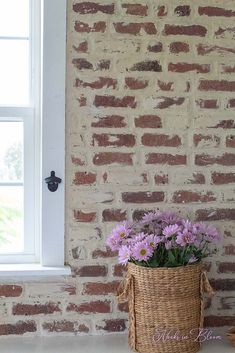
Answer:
[0,0,234,336]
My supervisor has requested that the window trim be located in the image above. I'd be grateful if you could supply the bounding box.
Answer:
[0,0,70,276]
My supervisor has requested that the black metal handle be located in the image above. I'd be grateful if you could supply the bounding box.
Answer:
[45,171,62,192]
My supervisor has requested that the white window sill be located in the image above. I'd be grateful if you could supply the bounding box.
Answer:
[0,264,71,278]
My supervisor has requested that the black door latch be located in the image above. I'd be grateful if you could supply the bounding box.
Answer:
[45,171,62,192]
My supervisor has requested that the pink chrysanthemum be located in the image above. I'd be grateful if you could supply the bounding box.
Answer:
[188,255,198,263]
[141,211,161,224]
[119,245,131,265]
[132,241,153,262]
[145,234,159,249]
[176,229,196,247]
[165,240,173,250]
[106,222,132,251]
[163,224,180,238]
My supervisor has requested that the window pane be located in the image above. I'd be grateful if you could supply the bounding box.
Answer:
[0,40,29,105]
[0,122,23,182]
[0,0,29,37]
[0,186,24,253]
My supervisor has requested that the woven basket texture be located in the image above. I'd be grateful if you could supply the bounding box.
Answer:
[126,262,203,353]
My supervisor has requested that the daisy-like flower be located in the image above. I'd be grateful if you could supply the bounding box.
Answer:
[163,224,180,238]
[141,211,161,225]
[196,223,221,243]
[160,211,182,226]
[176,229,196,247]
[106,222,132,251]
[119,245,131,265]
[132,240,153,262]
[145,234,159,249]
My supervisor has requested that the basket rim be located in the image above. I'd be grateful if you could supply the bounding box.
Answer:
[127,261,202,271]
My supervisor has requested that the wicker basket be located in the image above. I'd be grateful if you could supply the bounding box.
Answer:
[227,327,235,347]
[117,262,214,353]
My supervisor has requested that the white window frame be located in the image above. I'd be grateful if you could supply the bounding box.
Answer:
[0,0,70,276]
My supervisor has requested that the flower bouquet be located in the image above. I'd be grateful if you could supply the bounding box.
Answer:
[106,211,220,353]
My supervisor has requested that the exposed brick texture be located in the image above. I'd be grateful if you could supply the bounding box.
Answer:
[1,0,234,337]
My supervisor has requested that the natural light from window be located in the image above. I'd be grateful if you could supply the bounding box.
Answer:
[0,0,29,255]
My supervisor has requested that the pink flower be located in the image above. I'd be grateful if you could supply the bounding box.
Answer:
[165,240,173,250]
[119,245,131,265]
[132,241,153,262]
[188,255,198,264]
[145,234,159,249]
[106,222,132,251]
[176,229,196,247]
[163,224,180,238]
[141,211,161,224]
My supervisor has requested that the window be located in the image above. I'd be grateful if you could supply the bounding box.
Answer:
[0,0,69,275]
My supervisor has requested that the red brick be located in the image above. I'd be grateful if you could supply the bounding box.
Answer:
[132,209,153,221]
[157,81,173,92]
[197,44,235,55]
[196,209,235,221]
[168,62,210,73]
[210,120,235,129]
[122,4,148,16]
[113,264,127,277]
[72,58,93,70]
[96,319,127,332]
[74,21,106,33]
[199,80,235,92]
[148,42,162,53]
[0,285,22,297]
[195,153,235,166]
[224,244,235,255]
[125,77,148,89]
[83,281,120,295]
[91,115,126,128]
[193,134,220,147]
[227,99,235,108]
[135,115,162,128]
[154,97,185,109]
[220,64,235,74]
[94,95,136,108]
[42,320,89,333]
[102,209,127,222]
[73,41,88,53]
[122,191,164,203]
[185,173,205,184]
[169,42,189,53]
[211,172,235,185]
[174,5,191,16]
[71,155,86,166]
[146,153,187,165]
[74,265,108,277]
[118,302,129,312]
[199,6,235,17]
[164,24,207,37]
[154,173,169,185]
[196,99,218,109]
[97,59,111,70]
[73,210,96,222]
[73,2,114,14]
[114,22,157,35]
[92,133,135,147]
[93,152,133,165]
[0,321,37,336]
[75,77,117,89]
[92,247,117,259]
[67,300,111,314]
[142,133,181,147]
[217,262,235,274]
[205,316,235,327]
[130,60,162,72]
[12,303,61,316]
[226,135,235,148]
[172,191,216,203]
[157,5,167,17]
[73,172,96,185]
